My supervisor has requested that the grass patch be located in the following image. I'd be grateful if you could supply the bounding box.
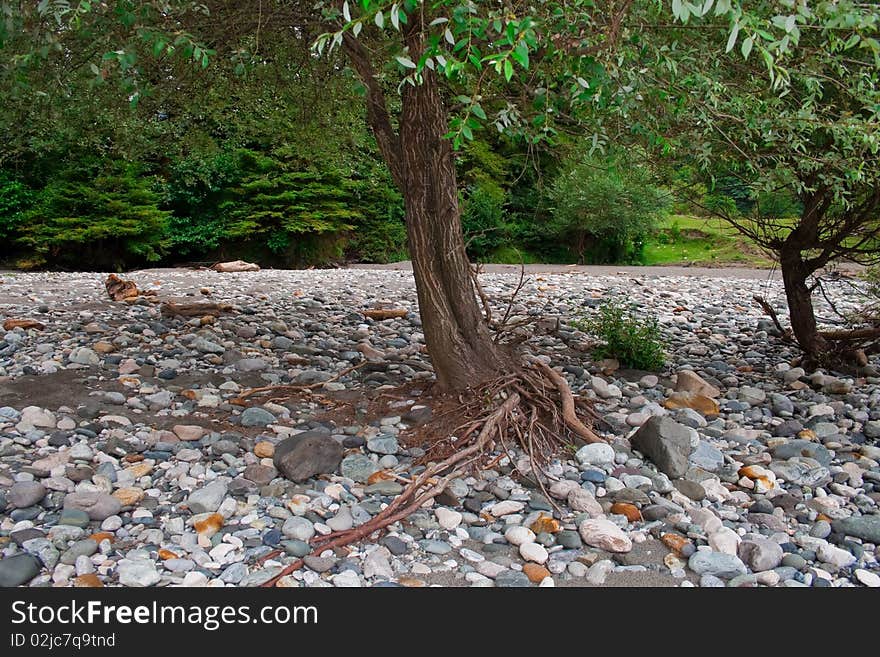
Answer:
[643,214,774,267]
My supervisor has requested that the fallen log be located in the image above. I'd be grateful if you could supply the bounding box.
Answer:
[2,318,44,331]
[211,260,260,273]
[362,308,408,320]
[160,301,234,318]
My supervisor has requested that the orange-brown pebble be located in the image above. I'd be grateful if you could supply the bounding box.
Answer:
[610,502,642,522]
[112,487,145,506]
[529,515,561,534]
[126,462,152,477]
[522,563,552,583]
[89,532,114,544]
[397,577,426,587]
[73,574,103,588]
[661,533,691,556]
[367,470,395,485]
[158,549,179,561]
[193,513,225,536]
[254,441,275,458]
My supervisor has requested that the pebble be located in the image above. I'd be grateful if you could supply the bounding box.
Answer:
[0,268,876,589]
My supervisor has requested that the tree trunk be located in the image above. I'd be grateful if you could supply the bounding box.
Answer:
[397,71,513,391]
[779,235,828,358]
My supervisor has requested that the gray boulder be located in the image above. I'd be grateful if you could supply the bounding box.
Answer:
[273,431,344,483]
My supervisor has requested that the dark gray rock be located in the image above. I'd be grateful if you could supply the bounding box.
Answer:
[9,481,46,508]
[771,440,832,467]
[273,431,344,482]
[0,553,42,587]
[832,516,880,544]
[631,416,694,479]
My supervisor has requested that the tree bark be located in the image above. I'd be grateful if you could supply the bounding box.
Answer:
[342,27,512,391]
[779,233,828,358]
[397,67,513,390]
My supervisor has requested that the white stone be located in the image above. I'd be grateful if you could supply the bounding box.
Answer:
[330,570,360,587]
[586,559,615,585]
[504,525,536,546]
[363,547,394,580]
[855,569,880,587]
[488,500,525,516]
[578,518,633,553]
[708,527,741,555]
[519,542,549,564]
[549,479,581,500]
[567,488,604,517]
[818,543,857,568]
[575,442,615,466]
[435,507,462,530]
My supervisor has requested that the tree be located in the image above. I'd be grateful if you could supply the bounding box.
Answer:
[549,150,668,264]
[640,1,880,368]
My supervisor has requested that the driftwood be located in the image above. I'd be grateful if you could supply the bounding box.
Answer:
[362,308,408,320]
[2,318,44,331]
[211,260,260,273]
[160,301,234,318]
[105,274,140,302]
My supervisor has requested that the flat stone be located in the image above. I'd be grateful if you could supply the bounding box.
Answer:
[186,480,228,514]
[495,570,532,587]
[688,550,748,579]
[739,538,784,572]
[273,431,344,482]
[241,407,276,427]
[675,370,720,398]
[63,492,121,521]
[340,453,378,483]
[0,554,42,587]
[366,435,399,455]
[831,516,880,544]
[578,518,633,553]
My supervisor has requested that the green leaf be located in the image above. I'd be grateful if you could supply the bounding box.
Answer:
[726,22,740,53]
[374,11,384,29]
[396,56,416,69]
[503,58,514,82]
[471,104,487,120]
[741,36,753,59]
[511,41,529,69]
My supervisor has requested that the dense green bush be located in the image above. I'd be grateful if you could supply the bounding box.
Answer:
[16,165,169,270]
[162,151,242,255]
[550,153,669,264]
[460,181,507,258]
[575,299,666,371]
[0,172,32,242]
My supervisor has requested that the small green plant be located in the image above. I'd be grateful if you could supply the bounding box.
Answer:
[576,299,666,371]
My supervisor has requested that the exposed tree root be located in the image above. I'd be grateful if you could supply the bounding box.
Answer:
[259,360,604,587]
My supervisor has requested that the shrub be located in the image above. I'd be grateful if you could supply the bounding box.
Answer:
[461,181,507,258]
[575,299,666,371]
[0,172,33,249]
[16,165,169,270]
[549,152,669,264]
